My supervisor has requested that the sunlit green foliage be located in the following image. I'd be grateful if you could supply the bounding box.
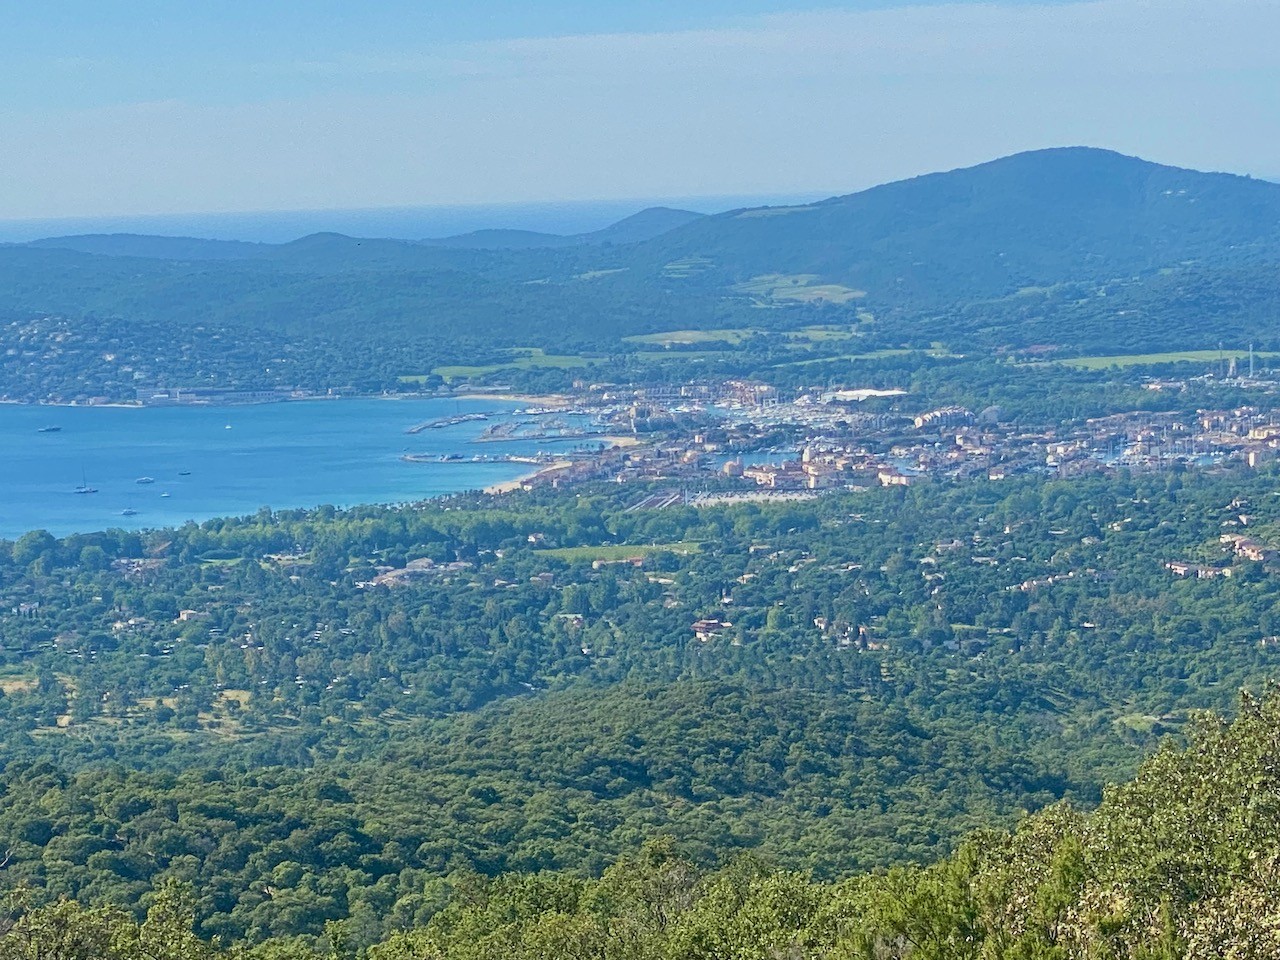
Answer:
[5,690,1280,956]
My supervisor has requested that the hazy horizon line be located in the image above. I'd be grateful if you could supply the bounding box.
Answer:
[0,190,833,245]
[2,150,1275,245]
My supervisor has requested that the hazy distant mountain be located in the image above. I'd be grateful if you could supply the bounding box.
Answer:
[631,147,1280,305]
[581,206,708,245]
[22,206,706,260]
[419,206,705,249]
[25,150,1279,289]
[417,228,576,250]
[24,233,269,260]
[4,147,1280,358]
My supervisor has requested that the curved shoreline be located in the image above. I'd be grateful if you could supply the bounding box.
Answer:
[483,460,574,495]
[0,396,580,540]
[0,390,573,410]
[454,392,572,407]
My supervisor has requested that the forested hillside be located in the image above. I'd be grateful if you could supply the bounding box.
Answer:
[631,147,1280,299]
[3,464,1280,947]
[3,148,1280,403]
[5,687,1279,958]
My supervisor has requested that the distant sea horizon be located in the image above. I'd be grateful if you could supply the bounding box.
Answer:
[0,193,829,245]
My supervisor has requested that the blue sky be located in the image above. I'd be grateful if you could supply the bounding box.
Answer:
[2,0,1275,218]
[5,0,1079,109]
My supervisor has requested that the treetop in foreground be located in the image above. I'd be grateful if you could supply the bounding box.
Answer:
[4,687,1280,958]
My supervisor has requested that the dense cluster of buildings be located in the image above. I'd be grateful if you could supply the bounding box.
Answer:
[503,377,1280,500]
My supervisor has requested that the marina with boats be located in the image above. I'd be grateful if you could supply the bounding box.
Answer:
[404,412,490,434]
[0,395,621,538]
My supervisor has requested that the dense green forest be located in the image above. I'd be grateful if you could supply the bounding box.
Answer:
[4,465,1280,947]
[4,687,1279,958]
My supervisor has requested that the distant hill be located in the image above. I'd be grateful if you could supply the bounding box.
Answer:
[3,147,1280,373]
[22,206,706,259]
[583,206,707,245]
[419,206,705,249]
[418,228,576,250]
[633,147,1280,306]
[24,233,269,260]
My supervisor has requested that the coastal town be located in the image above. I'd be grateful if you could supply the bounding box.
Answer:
[441,373,1280,501]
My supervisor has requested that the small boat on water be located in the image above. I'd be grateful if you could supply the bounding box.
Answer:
[160,492,171,498]
[178,470,191,476]
[37,425,61,433]
[136,477,155,484]
[121,508,138,517]
[73,465,99,496]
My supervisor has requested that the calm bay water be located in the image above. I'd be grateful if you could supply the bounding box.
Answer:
[0,398,551,540]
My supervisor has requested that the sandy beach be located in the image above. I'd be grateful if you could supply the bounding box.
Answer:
[456,392,573,407]
[484,459,574,495]
[598,435,643,448]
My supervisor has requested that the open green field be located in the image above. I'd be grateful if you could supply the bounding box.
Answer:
[624,328,756,346]
[625,325,861,348]
[1058,350,1280,370]
[662,256,714,277]
[0,673,36,695]
[775,347,953,367]
[536,541,702,562]
[407,348,593,382]
[633,350,730,364]
[734,273,865,305]
[785,326,861,342]
[625,324,926,367]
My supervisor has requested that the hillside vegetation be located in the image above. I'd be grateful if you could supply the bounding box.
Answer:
[3,148,1280,402]
[632,147,1280,301]
[4,466,1280,946]
[4,688,1279,958]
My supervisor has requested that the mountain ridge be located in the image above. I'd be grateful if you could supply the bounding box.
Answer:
[20,205,707,260]
[626,146,1280,304]
[2,146,1279,361]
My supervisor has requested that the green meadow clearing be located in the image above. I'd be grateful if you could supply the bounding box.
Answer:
[632,350,730,363]
[624,328,757,346]
[775,345,954,367]
[734,273,866,305]
[402,348,593,382]
[624,325,863,348]
[1058,349,1280,370]
[535,541,703,562]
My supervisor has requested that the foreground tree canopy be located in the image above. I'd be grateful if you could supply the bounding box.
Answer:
[3,687,1279,958]
[3,465,1280,948]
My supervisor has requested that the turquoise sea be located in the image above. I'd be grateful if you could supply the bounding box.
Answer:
[0,398,561,540]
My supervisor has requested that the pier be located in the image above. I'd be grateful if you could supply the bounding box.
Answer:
[405,412,489,434]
